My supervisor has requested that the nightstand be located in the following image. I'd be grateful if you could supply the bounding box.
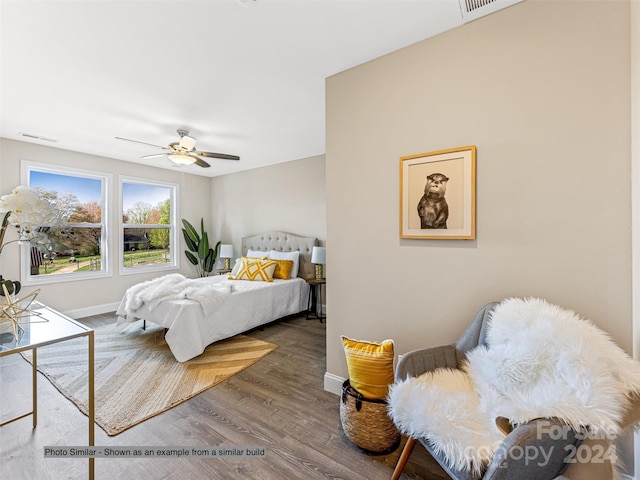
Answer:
[306,277,326,322]
[214,269,231,276]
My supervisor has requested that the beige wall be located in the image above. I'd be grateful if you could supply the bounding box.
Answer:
[0,138,211,315]
[632,0,640,473]
[326,0,632,383]
[209,154,326,257]
[632,0,640,358]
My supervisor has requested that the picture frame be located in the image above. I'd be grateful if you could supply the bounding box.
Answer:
[399,145,476,239]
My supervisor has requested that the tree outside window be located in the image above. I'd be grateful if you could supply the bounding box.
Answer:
[120,179,178,273]
[24,164,110,283]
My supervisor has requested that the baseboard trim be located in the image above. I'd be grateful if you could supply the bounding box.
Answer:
[63,302,120,319]
[324,372,346,396]
[559,476,633,480]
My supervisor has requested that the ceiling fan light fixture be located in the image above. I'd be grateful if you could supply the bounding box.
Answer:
[179,135,197,151]
[116,129,237,169]
[168,153,196,165]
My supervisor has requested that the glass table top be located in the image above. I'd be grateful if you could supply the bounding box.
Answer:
[0,301,92,354]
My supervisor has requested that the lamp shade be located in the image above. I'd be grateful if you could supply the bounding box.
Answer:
[311,246,326,265]
[168,153,196,165]
[219,244,233,258]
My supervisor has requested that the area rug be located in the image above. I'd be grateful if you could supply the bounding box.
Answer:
[21,321,278,435]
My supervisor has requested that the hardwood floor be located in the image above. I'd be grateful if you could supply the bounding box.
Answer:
[0,313,449,480]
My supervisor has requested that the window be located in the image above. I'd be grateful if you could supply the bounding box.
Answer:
[120,177,178,274]
[23,163,111,285]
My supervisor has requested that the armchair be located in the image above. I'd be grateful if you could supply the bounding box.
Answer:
[390,302,584,480]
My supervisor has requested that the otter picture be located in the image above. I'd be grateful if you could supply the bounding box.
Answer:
[417,173,449,229]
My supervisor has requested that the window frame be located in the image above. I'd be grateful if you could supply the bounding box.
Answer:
[119,176,179,276]
[21,161,112,286]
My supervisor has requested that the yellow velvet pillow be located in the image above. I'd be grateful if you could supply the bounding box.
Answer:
[228,258,277,282]
[272,259,294,280]
[341,336,395,399]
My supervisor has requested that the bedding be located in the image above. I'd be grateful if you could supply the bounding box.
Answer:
[116,231,317,362]
[122,273,231,314]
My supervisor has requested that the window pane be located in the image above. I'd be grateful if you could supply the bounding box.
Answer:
[30,170,102,223]
[123,227,171,268]
[32,227,103,276]
[122,183,171,225]
[121,180,176,273]
[25,166,108,283]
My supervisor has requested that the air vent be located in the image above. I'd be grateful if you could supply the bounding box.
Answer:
[18,132,58,143]
[459,0,524,22]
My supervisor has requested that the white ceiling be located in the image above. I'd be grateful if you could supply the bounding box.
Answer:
[0,0,470,177]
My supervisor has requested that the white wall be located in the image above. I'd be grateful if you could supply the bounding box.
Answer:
[0,138,211,316]
[209,154,326,257]
[326,0,631,375]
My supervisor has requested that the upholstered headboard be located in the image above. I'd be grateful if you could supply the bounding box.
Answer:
[241,231,318,279]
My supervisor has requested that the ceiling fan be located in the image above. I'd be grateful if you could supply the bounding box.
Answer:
[115,129,240,168]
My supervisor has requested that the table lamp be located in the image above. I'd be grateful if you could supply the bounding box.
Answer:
[219,244,234,270]
[311,246,326,279]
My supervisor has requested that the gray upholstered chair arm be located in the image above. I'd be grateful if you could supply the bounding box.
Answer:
[395,344,459,382]
[483,418,581,480]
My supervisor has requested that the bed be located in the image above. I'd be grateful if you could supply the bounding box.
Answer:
[116,231,317,361]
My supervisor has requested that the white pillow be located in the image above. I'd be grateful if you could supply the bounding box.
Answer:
[229,258,243,277]
[269,250,300,278]
[246,249,268,258]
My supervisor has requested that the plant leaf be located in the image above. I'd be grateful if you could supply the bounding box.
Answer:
[198,231,209,260]
[182,229,198,252]
[212,240,221,262]
[185,251,199,266]
[181,219,199,243]
[203,249,215,273]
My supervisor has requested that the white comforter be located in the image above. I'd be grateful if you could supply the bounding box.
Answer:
[116,274,309,362]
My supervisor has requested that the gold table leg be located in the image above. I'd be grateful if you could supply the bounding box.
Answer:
[88,331,94,480]
[32,347,37,427]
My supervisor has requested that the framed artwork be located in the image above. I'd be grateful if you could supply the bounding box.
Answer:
[399,145,476,239]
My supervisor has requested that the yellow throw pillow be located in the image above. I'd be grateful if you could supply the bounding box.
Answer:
[272,259,294,280]
[341,336,395,399]
[229,256,268,277]
[228,258,277,282]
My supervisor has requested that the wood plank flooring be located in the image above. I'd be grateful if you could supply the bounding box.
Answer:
[0,313,449,480]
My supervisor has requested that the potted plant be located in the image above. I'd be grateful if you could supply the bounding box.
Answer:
[181,218,220,277]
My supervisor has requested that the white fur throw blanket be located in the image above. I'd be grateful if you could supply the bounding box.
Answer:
[123,273,232,316]
[388,297,640,475]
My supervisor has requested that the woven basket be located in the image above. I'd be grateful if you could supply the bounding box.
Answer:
[340,380,400,454]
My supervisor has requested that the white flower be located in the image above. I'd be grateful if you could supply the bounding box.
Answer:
[0,186,57,252]
[0,186,54,223]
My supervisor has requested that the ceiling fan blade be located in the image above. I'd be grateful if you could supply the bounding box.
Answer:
[193,156,211,168]
[115,136,167,149]
[140,153,171,159]
[196,151,240,161]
